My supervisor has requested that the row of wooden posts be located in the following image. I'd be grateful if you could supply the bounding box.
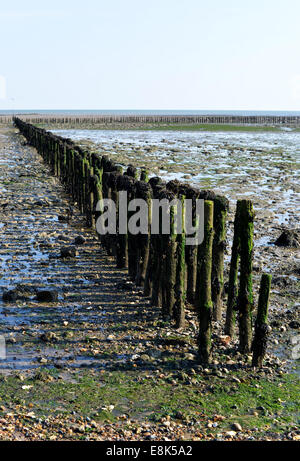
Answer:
[13,117,272,367]
[5,114,300,126]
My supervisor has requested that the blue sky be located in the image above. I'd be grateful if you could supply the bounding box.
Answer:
[0,0,299,110]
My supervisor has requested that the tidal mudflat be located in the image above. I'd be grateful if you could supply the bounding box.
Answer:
[53,128,299,225]
[54,127,300,321]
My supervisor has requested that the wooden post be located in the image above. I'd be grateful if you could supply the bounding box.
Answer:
[144,236,153,297]
[144,177,165,298]
[252,274,272,367]
[174,194,186,328]
[85,158,93,227]
[197,200,214,364]
[94,164,103,240]
[150,223,163,307]
[238,199,254,354]
[185,188,199,306]
[135,181,152,286]
[225,201,241,337]
[149,182,166,307]
[140,168,149,182]
[126,164,138,179]
[157,190,177,320]
[127,179,138,280]
[101,171,113,254]
[212,195,229,321]
[116,175,134,269]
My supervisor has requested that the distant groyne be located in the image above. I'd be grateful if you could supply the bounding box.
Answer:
[2,114,300,126]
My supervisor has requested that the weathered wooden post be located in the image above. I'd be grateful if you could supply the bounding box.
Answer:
[225,201,241,337]
[140,168,149,182]
[238,199,254,354]
[94,162,104,240]
[174,194,186,328]
[126,164,138,180]
[108,169,122,257]
[184,187,199,306]
[71,150,76,202]
[116,175,135,269]
[143,245,153,297]
[56,142,62,178]
[65,146,71,194]
[88,153,100,229]
[197,200,214,364]
[84,157,92,226]
[149,179,166,307]
[79,152,85,208]
[127,179,139,280]
[212,195,229,321]
[135,181,152,286]
[150,212,163,307]
[252,273,272,367]
[101,171,114,254]
[156,189,177,319]
[61,142,68,183]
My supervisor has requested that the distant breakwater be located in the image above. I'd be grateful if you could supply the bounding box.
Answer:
[2,114,300,126]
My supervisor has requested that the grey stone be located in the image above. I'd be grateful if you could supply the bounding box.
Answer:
[36,290,58,302]
[74,235,86,245]
[60,246,78,258]
[274,229,300,248]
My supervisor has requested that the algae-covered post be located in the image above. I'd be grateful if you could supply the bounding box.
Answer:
[140,168,149,182]
[212,195,229,321]
[143,179,163,296]
[149,180,166,308]
[252,273,272,367]
[225,201,241,337]
[174,194,186,328]
[127,177,139,281]
[94,164,104,239]
[108,170,121,257]
[238,199,254,354]
[197,200,214,364]
[135,181,152,286]
[185,187,199,306]
[156,189,176,319]
[116,175,134,269]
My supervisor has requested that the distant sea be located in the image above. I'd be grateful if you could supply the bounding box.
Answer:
[1,110,300,116]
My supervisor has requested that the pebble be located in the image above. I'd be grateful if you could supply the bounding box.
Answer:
[163,421,171,427]
[60,246,78,258]
[2,290,17,302]
[40,332,58,342]
[36,290,58,303]
[74,235,86,245]
[225,431,236,437]
[232,422,242,431]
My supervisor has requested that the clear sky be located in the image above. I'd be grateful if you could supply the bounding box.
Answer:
[0,0,299,110]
